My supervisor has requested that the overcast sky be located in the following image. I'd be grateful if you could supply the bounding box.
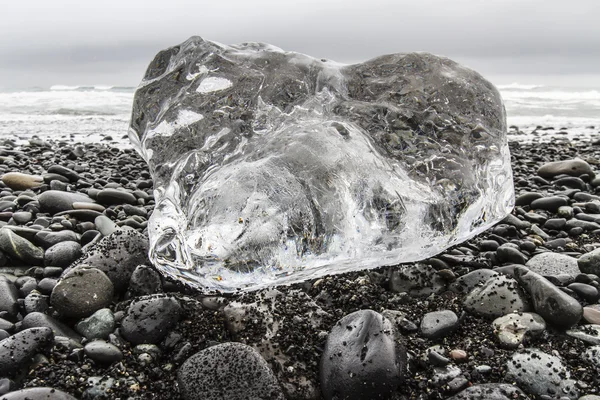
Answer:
[1,0,599,89]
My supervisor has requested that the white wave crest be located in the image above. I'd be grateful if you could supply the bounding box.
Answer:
[497,83,542,90]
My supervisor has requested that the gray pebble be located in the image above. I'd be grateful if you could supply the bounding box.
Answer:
[51,267,113,319]
[0,327,54,375]
[84,340,123,364]
[75,308,115,340]
[420,310,459,339]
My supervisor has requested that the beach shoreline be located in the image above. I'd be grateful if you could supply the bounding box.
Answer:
[1,130,600,399]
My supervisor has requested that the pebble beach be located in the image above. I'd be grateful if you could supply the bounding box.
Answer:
[1,131,600,400]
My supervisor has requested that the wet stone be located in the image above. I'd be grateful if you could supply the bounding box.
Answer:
[50,267,114,319]
[526,251,580,276]
[530,196,568,212]
[38,190,94,214]
[505,348,579,399]
[420,310,459,340]
[0,228,44,265]
[120,294,182,345]
[69,229,149,292]
[44,241,82,268]
[537,159,594,179]
[566,324,600,345]
[0,327,54,375]
[514,266,583,329]
[578,247,600,276]
[84,340,123,364]
[463,274,530,318]
[320,309,404,400]
[75,308,115,340]
[21,312,82,342]
[492,312,546,349]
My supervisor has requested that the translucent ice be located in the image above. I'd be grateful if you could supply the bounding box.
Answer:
[129,37,514,293]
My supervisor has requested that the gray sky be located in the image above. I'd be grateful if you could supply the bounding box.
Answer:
[1,0,599,89]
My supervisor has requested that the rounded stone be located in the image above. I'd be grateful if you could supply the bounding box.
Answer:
[0,327,54,375]
[526,252,580,277]
[75,308,115,340]
[514,266,583,329]
[120,294,182,345]
[0,387,78,400]
[96,188,137,206]
[84,340,123,364]
[0,229,44,265]
[50,267,114,319]
[492,312,546,349]
[44,241,82,268]
[463,274,530,318]
[420,310,459,339]
[506,348,579,399]
[583,305,600,324]
[178,342,284,400]
[320,309,404,400]
[68,229,149,292]
[537,159,594,179]
[38,190,94,214]
[578,247,600,276]
[0,172,43,191]
[446,383,529,400]
[530,196,568,212]
[47,165,80,182]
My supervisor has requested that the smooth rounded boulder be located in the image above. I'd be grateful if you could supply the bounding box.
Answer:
[178,342,284,400]
[320,309,405,400]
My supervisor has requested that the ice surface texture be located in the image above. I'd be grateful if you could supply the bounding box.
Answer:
[129,37,514,293]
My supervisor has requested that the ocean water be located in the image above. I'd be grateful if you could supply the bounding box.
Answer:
[0,83,599,145]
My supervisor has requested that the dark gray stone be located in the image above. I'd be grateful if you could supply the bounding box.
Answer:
[75,308,115,340]
[69,229,149,292]
[178,342,284,400]
[320,309,404,400]
[514,266,582,329]
[449,269,499,294]
[120,294,182,345]
[21,312,82,342]
[44,241,82,268]
[47,165,80,182]
[578,247,600,276]
[34,230,79,249]
[537,159,594,179]
[127,265,163,297]
[96,189,137,206]
[464,274,530,318]
[530,196,568,212]
[38,190,94,214]
[420,310,459,339]
[50,267,114,319]
[0,276,19,318]
[83,340,123,364]
[0,229,44,265]
[0,327,53,375]
[389,264,446,296]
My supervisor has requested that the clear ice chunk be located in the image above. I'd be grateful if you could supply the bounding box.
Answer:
[129,37,514,293]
